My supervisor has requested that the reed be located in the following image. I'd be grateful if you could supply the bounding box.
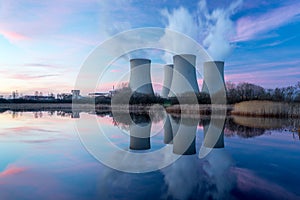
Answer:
[231,100,300,118]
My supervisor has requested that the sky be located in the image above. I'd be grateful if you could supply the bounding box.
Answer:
[0,0,300,96]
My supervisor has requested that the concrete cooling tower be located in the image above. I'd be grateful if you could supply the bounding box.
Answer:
[161,64,173,98]
[201,61,225,95]
[129,58,154,95]
[169,54,200,97]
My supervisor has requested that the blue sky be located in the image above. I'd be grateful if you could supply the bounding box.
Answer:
[0,0,300,96]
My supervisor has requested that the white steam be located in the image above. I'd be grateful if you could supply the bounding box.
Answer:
[160,7,199,63]
[161,0,243,61]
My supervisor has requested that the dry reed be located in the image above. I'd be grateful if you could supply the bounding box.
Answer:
[231,100,300,118]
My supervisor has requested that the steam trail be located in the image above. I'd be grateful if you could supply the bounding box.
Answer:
[161,0,243,61]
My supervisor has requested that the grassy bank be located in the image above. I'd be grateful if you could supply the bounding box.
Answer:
[231,100,300,118]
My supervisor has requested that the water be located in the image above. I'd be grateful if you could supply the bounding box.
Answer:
[0,110,300,200]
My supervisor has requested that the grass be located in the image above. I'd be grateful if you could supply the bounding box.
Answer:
[231,100,300,118]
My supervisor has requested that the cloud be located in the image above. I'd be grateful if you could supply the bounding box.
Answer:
[0,30,29,42]
[225,65,300,88]
[160,7,199,63]
[160,0,242,61]
[0,0,96,40]
[233,2,300,42]
[0,165,25,178]
[23,63,59,69]
[234,167,300,199]
[8,74,60,80]
[199,0,243,61]
[110,69,121,73]
[5,127,58,133]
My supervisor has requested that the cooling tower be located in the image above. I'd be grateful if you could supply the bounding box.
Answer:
[201,61,225,95]
[129,58,154,95]
[168,54,200,97]
[161,64,173,98]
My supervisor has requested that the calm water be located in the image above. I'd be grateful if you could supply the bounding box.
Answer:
[0,110,300,200]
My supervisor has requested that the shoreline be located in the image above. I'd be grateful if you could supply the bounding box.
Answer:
[1,101,300,118]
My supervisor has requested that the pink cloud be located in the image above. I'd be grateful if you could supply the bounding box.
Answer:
[0,29,29,42]
[233,3,300,42]
[0,165,25,178]
[110,69,121,73]
[5,126,57,133]
[8,73,59,80]
[225,66,300,88]
[233,167,300,199]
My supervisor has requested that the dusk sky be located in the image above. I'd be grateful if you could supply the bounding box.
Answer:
[1,0,300,96]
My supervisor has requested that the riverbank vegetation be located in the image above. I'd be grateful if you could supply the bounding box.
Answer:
[231,100,300,118]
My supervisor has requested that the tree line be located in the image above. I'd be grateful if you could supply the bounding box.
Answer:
[111,81,300,105]
[226,81,300,104]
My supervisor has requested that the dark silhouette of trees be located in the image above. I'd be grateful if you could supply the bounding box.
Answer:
[226,81,300,104]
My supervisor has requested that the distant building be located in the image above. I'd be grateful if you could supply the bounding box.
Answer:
[23,95,55,101]
[71,90,81,99]
[88,92,110,98]
[109,90,117,97]
[57,93,72,100]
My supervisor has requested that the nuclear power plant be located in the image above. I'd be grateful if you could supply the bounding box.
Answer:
[127,56,226,153]
[129,58,154,95]
[128,55,225,99]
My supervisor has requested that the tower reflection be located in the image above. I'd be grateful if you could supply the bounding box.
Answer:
[169,115,199,155]
[129,114,151,150]
[163,114,173,144]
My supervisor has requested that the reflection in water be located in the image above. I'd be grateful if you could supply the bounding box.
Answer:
[233,115,300,129]
[71,111,80,118]
[225,117,266,138]
[129,114,151,150]
[1,110,300,199]
[163,115,173,144]
[170,115,198,155]
[200,117,234,200]
[7,110,82,119]
[202,117,224,148]
[163,115,234,200]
